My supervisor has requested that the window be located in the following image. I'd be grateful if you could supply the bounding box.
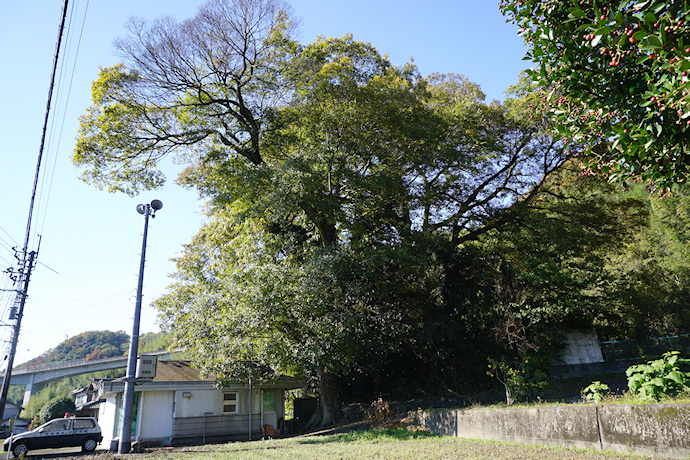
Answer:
[262,391,275,412]
[74,419,96,430]
[223,392,237,414]
[43,420,71,432]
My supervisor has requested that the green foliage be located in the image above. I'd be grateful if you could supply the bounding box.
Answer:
[475,165,647,362]
[582,381,610,403]
[21,369,125,421]
[150,19,565,422]
[138,331,174,354]
[487,357,548,405]
[626,351,690,401]
[600,182,690,338]
[500,0,690,190]
[39,396,75,425]
[19,330,173,371]
[6,385,25,406]
[19,330,130,368]
[16,330,170,420]
[73,0,298,195]
[71,0,690,419]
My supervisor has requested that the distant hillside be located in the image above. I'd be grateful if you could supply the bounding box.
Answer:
[18,330,173,368]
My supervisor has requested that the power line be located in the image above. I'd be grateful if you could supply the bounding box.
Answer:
[0,227,18,248]
[35,0,90,247]
[0,0,70,420]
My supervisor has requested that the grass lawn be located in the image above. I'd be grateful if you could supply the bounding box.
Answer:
[85,429,663,460]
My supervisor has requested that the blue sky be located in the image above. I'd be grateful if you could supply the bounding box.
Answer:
[0,0,528,364]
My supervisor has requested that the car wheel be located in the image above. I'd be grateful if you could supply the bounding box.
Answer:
[82,438,98,452]
[12,442,28,458]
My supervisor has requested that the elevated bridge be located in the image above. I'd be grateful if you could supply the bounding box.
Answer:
[2,350,175,405]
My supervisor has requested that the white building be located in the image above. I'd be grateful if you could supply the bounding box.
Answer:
[0,401,30,437]
[92,360,305,447]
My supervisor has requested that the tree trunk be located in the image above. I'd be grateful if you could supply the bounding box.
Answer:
[306,368,342,430]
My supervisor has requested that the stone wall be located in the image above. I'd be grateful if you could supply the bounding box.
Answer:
[416,403,690,459]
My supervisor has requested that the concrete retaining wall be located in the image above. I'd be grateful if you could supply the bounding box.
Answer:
[416,403,690,459]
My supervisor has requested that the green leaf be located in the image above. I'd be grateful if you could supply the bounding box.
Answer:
[650,377,665,386]
[645,35,663,47]
[633,30,647,41]
[667,371,684,384]
[568,7,585,18]
[594,26,611,37]
[643,11,657,26]
[653,3,666,14]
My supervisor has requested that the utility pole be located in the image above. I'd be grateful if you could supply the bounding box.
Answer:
[0,251,37,419]
[119,200,162,454]
[0,0,69,422]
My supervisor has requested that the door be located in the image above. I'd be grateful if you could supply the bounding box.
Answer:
[137,391,173,441]
[36,419,72,449]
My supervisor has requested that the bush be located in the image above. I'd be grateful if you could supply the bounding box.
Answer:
[582,381,610,404]
[39,396,75,425]
[487,357,548,405]
[366,398,399,429]
[626,351,690,402]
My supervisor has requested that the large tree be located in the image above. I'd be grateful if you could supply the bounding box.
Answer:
[74,0,567,426]
[158,41,567,423]
[500,0,690,191]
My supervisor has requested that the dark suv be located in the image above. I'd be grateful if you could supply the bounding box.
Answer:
[3,417,102,457]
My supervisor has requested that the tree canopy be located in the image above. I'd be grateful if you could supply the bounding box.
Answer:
[73,0,569,426]
[500,0,690,191]
[71,0,690,423]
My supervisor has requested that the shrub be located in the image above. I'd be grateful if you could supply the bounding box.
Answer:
[487,357,548,405]
[626,351,690,402]
[582,381,610,403]
[39,396,75,425]
[366,398,399,429]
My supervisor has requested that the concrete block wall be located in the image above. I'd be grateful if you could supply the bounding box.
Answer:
[416,403,690,459]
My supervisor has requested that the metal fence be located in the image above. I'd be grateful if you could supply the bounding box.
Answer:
[600,334,690,362]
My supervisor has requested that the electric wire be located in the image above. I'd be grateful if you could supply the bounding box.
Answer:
[0,0,70,417]
[0,192,23,221]
[34,1,90,250]
[0,255,14,270]
[0,236,16,253]
[0,226,18,248]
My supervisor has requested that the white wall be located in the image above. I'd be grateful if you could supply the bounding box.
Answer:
[138,391,174,443]
[98,395,119,449]
[174,389,220,417]
[173,388,267,417]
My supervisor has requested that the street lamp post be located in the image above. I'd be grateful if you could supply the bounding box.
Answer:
[119,199,162,454]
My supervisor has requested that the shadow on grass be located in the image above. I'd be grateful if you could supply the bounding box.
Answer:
[296,428,437,445]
